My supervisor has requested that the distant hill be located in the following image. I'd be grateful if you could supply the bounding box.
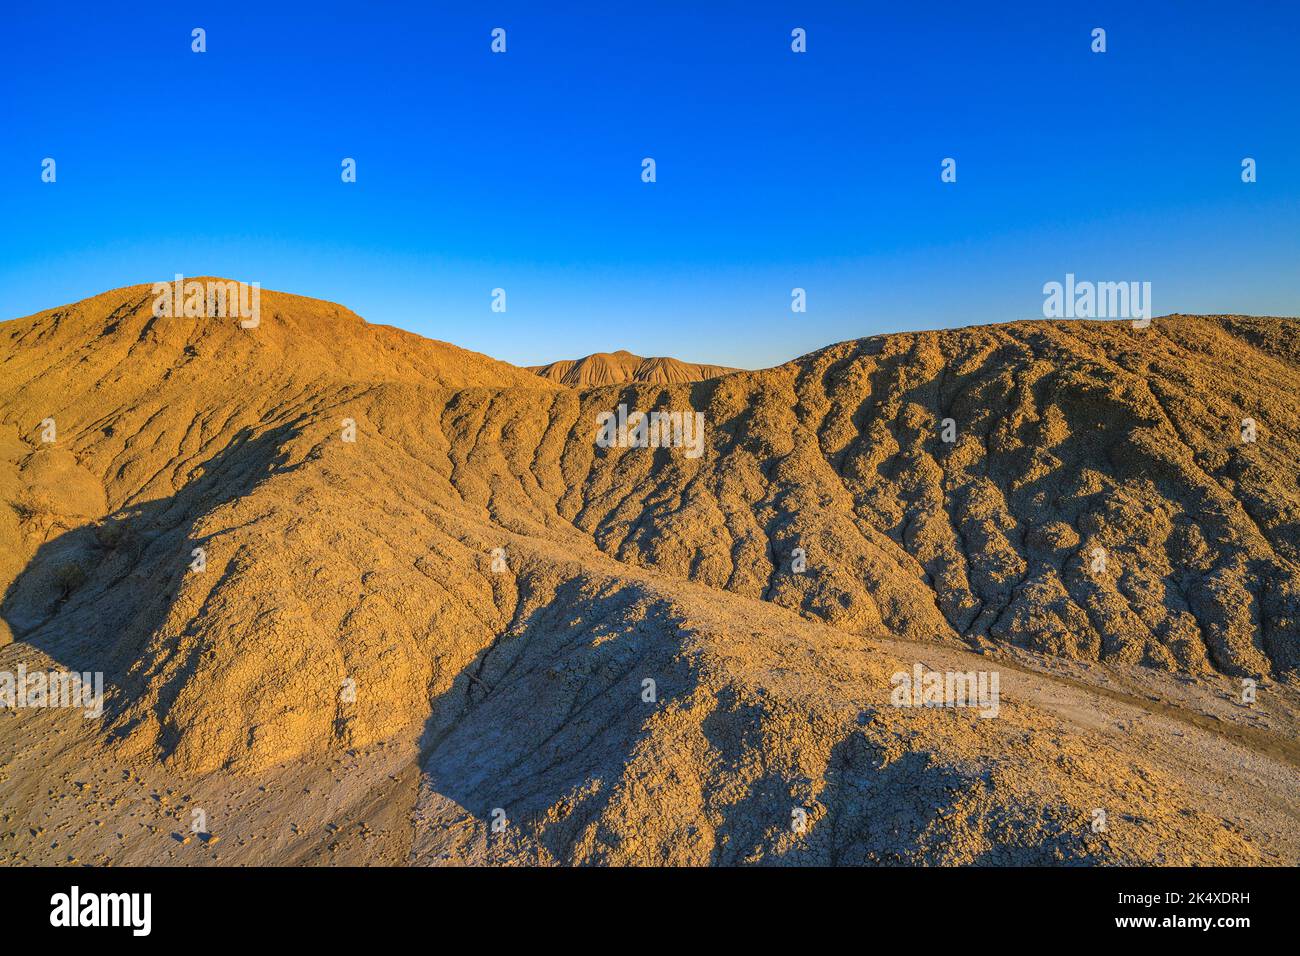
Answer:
[529,349,737,387]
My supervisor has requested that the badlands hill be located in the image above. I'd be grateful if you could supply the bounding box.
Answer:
[0,281,1298,866]
[528,349,737,387]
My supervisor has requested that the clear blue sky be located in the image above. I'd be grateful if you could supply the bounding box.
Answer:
[1,1,1297,369]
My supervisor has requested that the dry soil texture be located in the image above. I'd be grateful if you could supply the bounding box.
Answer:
[0,283,1296,865]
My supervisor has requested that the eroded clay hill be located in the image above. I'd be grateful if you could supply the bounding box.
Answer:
[529,349,737,387]
[1,282,1297,865]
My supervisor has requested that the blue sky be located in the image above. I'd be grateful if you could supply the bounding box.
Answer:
[1,1,1297,369]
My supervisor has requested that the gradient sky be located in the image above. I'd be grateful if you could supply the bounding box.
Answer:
[1,1,1297,369]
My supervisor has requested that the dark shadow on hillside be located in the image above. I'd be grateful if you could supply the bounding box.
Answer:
[414,600,1110,864]
[1,423,302,741]
[412,572,702,865]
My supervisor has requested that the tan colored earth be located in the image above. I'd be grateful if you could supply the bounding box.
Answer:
[0,281,1296,865]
